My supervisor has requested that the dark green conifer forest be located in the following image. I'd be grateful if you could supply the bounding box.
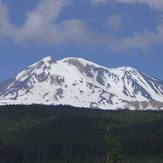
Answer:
[0,105,163,163]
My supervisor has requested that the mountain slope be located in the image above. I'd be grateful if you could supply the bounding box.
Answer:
[0,56,163,110]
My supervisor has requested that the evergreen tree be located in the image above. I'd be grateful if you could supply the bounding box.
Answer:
[106,125,123,163]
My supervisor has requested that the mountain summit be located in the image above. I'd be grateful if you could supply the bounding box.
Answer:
[0,56,163,110]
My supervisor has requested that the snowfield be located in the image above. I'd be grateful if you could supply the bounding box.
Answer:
[0,56,163,110]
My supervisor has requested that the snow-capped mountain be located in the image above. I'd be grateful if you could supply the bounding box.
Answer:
[0,56,163,110]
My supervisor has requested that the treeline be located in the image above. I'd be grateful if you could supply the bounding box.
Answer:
[0,105,163,162]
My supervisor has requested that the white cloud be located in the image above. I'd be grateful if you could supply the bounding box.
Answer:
[0,0,108,46]
[87,0,163,51]
[0,2,15,40]
[1,0,163,51]
[106,15,123,30]
[116,0,163,10]
[88,0,109,5]
[113,19,163,50]
[89,0,163,10]
[14,0,73,44]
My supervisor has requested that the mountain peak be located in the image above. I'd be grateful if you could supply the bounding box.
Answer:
[61,57,103,68]
[0,56,163,110]
[116,66,136,71]
[42,56,56,64]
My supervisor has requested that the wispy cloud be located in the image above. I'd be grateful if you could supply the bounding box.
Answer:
[113,17,163,51]
[87,0,163,51]
[0,0,163,52]
[115,0,163,10]
[88,0,109,5]
[89,0,163,10]
[0,0,110,46]
[0,2,15,40]
[106,15,123,30]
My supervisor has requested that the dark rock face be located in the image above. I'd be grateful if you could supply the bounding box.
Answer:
[87,83,100,91]
[99,90,114,105]
[43,92,49,99]
[55,88,64,100]
[142,101,149,108]
[64,58,94,78]
[45,57,57,64]
[122,72,153,100]
[150,100,163,109]
[0,77,16,93]
[64,58,86,72]
[123,86,133,97]
[126,100,163,110]
[56,76,65,85]
[141,74,163,95]
[37,72,49,82]
[90,102,99,109]
[94,67,106,86]
[0,76,33,99]
[50,75,65,85]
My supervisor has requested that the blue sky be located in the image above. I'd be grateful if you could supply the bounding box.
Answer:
[0,0,163,81]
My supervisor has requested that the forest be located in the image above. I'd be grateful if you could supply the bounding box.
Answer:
[0,105,163,163]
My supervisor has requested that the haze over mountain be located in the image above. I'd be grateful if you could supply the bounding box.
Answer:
[0,56,163,110]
